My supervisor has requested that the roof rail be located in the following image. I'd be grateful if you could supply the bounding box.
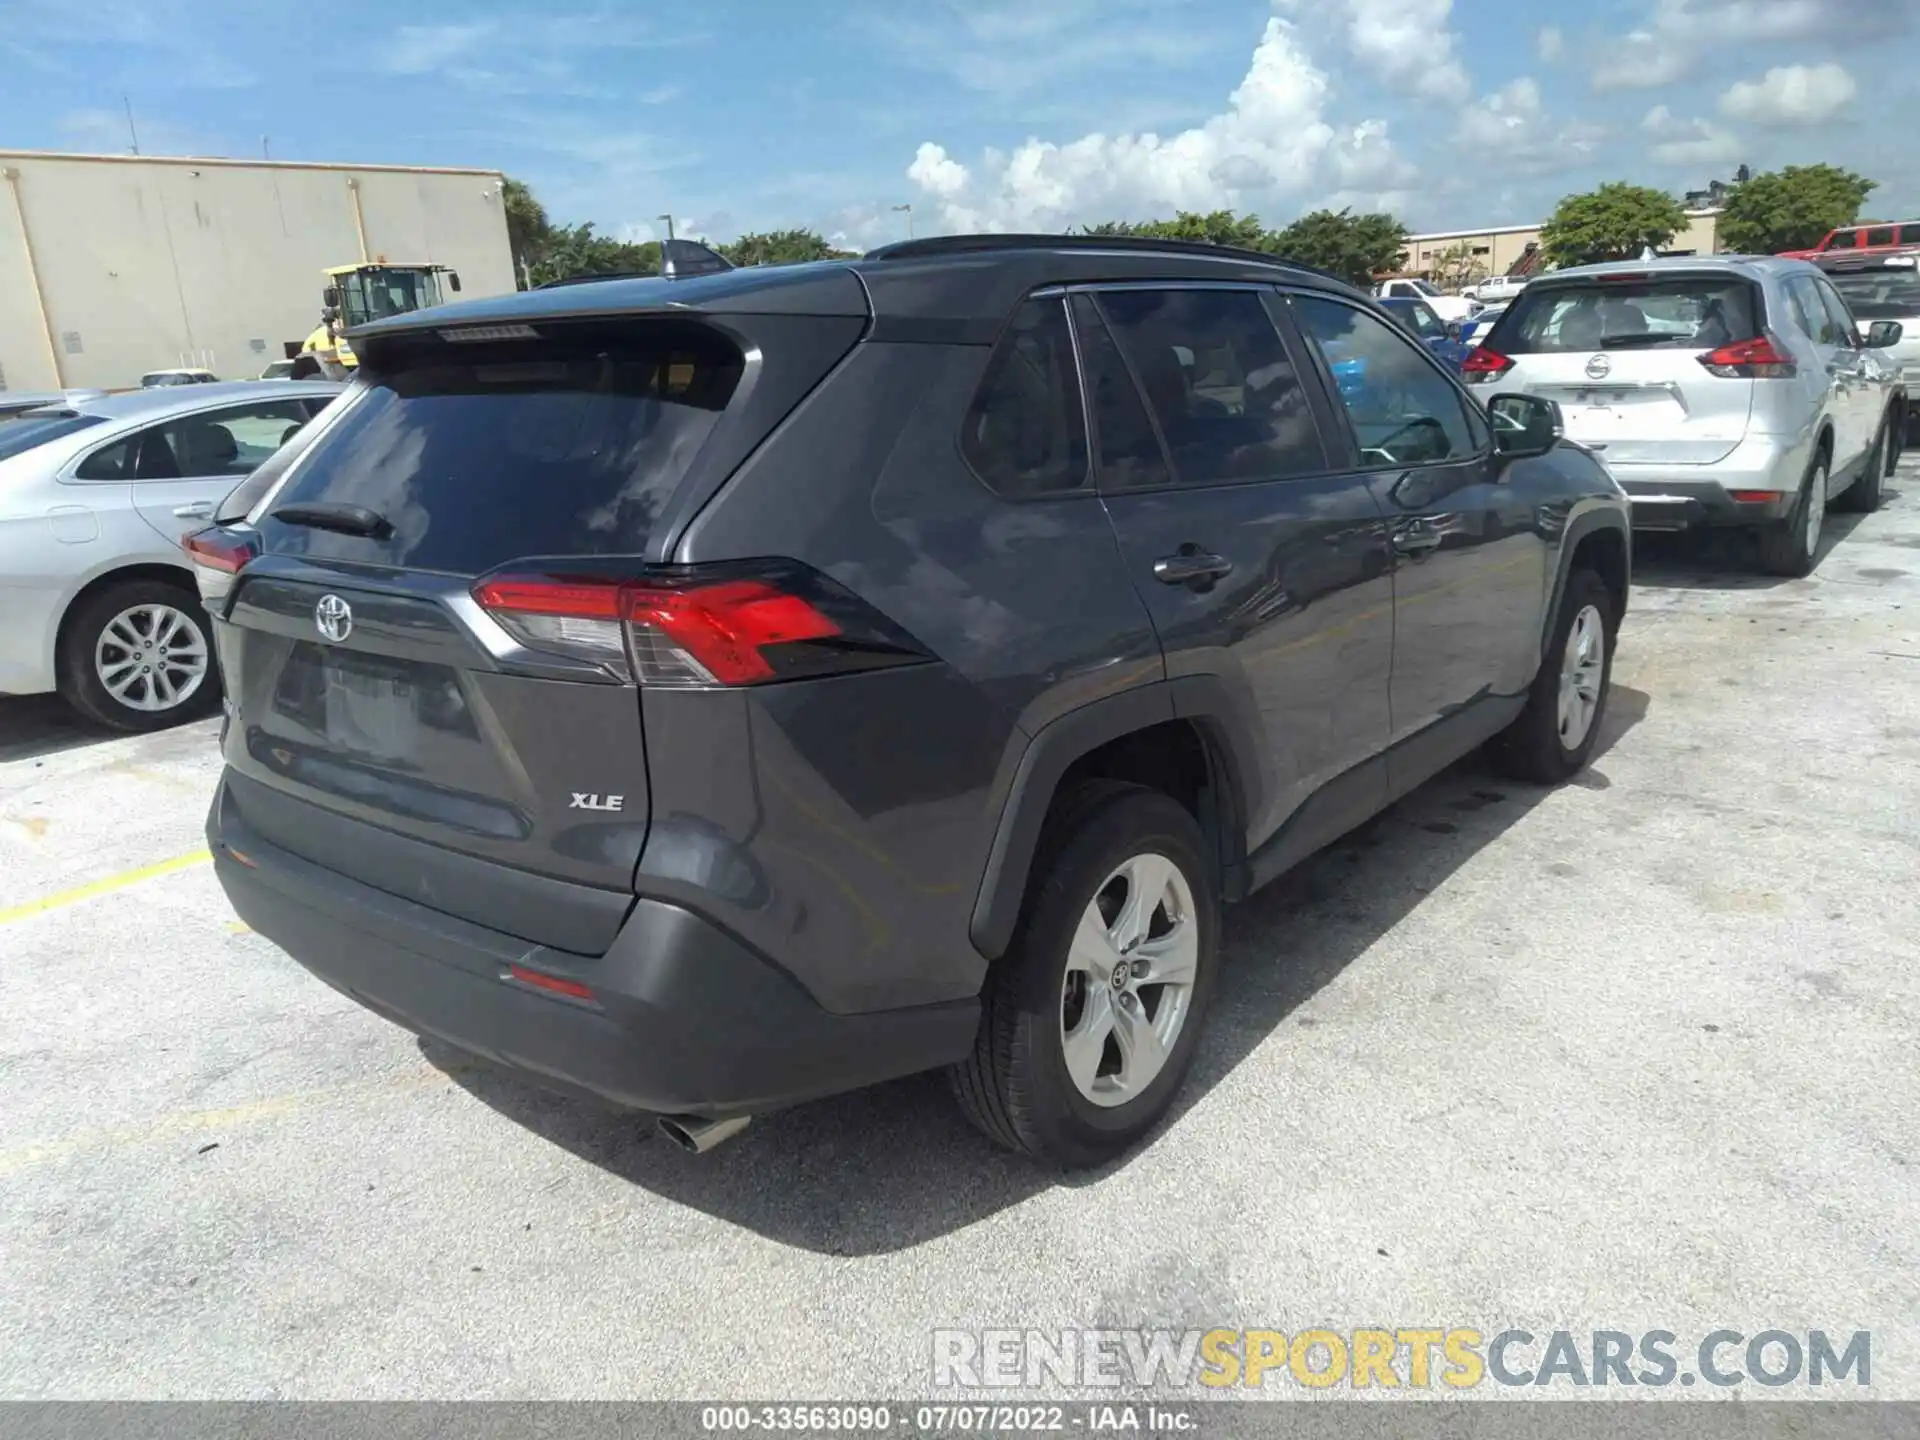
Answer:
[863,231,1341,282]
[533,271,655,289]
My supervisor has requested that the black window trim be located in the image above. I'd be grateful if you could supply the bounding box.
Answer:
[1060,280,1349,496]
[954,289,1095,502]
[1280,288,1494,474]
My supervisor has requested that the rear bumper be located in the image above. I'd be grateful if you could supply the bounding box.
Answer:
[0,579,60,696]
[1608,434,1805,530]
[208,777,979,1117]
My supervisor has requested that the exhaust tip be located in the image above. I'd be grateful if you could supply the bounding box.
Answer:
[657,1113,751,1154]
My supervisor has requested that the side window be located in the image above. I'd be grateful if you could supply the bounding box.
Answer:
[73,435,138,481]
[74,426,180,480]
[1293,295,1478,468]
[1780,278,1819,340]
[157,399,313,480]
[960,297,1088,497]
[1096,287,1325,486]
[1867,227,1896,249]
[1828,230,1859,251]
[1068,293,1171,491]
[1902,225,1920,246]
[1813,280,1860,346]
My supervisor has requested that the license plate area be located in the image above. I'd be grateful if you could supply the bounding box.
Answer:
[272,643,475,759]
[1561,386,1685,438]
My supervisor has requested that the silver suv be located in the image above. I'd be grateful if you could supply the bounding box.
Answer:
[1466,255,1905,576]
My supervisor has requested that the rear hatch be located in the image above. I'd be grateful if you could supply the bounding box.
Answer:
[1469,270,1765,465]
[212,306,863,954]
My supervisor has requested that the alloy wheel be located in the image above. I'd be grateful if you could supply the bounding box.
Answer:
[94,604,209,713]
[1557,604,1606,751]
[1059,852,1199,1108]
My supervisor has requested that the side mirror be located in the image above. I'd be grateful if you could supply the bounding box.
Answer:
[448,271,463,293]
[1445,321,1463,342]
[1487,392,1564,461]
[1866,320,1903,348]
[323,286,341,309]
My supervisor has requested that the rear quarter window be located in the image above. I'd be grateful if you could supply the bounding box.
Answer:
[256,321,743,573]
[1488,277,1760,353]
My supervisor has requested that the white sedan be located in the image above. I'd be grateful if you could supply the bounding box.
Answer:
[0,380,342,730]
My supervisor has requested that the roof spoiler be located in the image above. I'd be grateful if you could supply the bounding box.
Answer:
[661,238,734,280]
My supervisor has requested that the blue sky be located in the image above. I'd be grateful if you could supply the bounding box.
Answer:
[3,0,1915,248]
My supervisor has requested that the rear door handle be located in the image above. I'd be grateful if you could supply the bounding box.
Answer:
[1152,548,1234,590]
[1391,525,1444,556]
[172,501,215,520]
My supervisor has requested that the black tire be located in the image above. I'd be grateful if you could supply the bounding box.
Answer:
[1836,414,1888,514]
[950,781,1219,1168]
[1758,447,1829,578]
[56,578,221,733]
[1487,568,1617,785]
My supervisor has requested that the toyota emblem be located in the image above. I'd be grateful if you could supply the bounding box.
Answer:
[314,593,353,643]
[1584,353,1612,380]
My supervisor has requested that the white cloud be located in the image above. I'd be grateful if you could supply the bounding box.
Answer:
[1639,105,1742,167]
[1339,0,1471,103]
[385,23,492,75]
[870,0,1231,99]
[1453,78,1607,176]
[1537,26,1565,63]
[1719,63,1857,127]
[1591,0,1906,90]
[902,16,1408,232]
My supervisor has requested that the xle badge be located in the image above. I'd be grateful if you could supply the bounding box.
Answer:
[570,793,624,812]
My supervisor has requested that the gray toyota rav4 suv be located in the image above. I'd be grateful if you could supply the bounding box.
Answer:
[198,235,1630,1167]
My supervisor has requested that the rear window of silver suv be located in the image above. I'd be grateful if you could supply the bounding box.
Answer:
[1489,276,1761,353]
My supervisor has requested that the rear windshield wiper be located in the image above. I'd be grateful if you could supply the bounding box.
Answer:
[270,502,393,538]
[1598,333,1691,349]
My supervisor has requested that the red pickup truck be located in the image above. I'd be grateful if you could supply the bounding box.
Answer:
[1779,220,1920,260]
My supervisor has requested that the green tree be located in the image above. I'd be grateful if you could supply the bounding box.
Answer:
[1082,210,1273,249]
[527,222,660,287]
[501,177,554,289]
[1267,209,1409,287]
[1540,183,1689,267]
[1717,164,1878,254]
[718,229,855,266]
[1429,240,1488,292]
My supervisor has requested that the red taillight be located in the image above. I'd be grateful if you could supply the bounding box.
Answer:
[1699,335,1796,379]
[182,528,257,573]
[472,568,869,688]
[1462,347,1514,384]
[624,580,838,686]
[508,964,595,1001]
[1729,490,1780,504]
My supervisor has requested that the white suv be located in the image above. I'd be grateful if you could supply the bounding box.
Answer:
[1819,251,1920,452]
[1464,256,1904,576]
[1373,277,1479,325]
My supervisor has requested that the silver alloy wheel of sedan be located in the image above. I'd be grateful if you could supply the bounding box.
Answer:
[1557,603,1606,751]
[94,603,210,713]
[1060,851,1200,1108]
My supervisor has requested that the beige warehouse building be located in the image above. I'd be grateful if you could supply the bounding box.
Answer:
[0,151,517,393]
[1403,209,1725,280]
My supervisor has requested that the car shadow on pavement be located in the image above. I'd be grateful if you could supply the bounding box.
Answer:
[1632,510,1872,591]
[0,695,116,763]
[428,689,1651,1256]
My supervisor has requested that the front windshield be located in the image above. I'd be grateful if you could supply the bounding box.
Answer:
[1410,279,1441,297]
[1827,267,1920,321]
[338,269,443,327]
[1403,303,1445,339]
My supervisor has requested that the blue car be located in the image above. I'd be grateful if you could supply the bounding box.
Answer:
[1378,296,1472,372]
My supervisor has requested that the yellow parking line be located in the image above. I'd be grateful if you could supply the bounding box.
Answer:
[0,848,212,926]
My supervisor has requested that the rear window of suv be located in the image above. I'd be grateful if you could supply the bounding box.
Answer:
[1488,276,1760,353]
[258,320,743,574]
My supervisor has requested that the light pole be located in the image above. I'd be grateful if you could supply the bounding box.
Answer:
[892,203,913,240]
